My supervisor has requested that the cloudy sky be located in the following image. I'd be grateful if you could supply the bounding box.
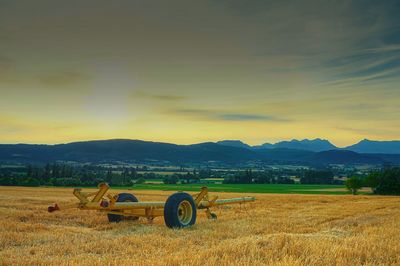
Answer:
[0,0,399,146]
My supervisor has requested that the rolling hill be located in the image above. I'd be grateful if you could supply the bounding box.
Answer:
[0,139,259,164]
[0,139,398,165]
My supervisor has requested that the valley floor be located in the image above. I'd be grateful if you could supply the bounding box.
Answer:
[0,186,399,265]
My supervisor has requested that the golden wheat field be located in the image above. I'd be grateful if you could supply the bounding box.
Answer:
[0,186,400,266]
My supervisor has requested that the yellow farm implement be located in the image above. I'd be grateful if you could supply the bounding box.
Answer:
[48,183,256,228]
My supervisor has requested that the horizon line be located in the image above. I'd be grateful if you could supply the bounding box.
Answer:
[0,137,397,149]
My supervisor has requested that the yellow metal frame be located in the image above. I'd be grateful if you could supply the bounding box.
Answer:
[50,182,255,222]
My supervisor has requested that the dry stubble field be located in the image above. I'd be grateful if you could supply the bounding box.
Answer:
[0,186,400,266]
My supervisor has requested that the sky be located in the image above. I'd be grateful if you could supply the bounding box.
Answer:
[0,0,399,147]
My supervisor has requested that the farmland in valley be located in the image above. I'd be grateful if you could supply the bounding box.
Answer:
[1,186,399,265]
[128,183,368,195]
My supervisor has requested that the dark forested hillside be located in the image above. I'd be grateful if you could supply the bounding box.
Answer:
[0,139,398,165]
[0,140,259,164]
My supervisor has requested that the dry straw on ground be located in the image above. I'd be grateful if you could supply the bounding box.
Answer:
[1,186,399,265]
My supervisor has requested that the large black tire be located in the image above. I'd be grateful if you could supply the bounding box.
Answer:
[164,192,196,228]
[107,193,139,223]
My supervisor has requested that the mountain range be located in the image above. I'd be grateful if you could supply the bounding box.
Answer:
[0,138,399,165]
[217,138,400,154]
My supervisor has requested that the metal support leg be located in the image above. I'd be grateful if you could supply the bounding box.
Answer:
[205,208,217,220]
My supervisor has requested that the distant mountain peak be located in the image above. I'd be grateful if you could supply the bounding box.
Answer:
[299,138,327,142]
[273,138,337,152]
[216,140,251,149]
[346,139,400,154]
[252,142,273,150]
[217,138,337,152]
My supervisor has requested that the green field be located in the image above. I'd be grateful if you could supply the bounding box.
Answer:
[123,183,370,195]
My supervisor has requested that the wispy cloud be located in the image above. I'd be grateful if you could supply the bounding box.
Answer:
[224,0,400,89]
[133,91,186,101]
[319,46,400,88]
[336,126,400,136]
[174,108,288,122]
[364,44,400,53]
[218,114,285,121]
[38,71,90,87]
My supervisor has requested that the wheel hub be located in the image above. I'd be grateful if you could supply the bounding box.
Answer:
[177,200,193,225]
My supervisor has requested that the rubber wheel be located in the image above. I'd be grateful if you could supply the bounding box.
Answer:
[164,192,196,228]
[107,193,139,222]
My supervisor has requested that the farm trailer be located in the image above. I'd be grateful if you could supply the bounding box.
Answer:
[48,183,256,228]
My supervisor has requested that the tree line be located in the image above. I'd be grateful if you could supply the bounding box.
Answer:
[222,169,342,185]
[345,167,400,195]
[0,164,144,187]
[0,164,208,187]
[0,164,339,186]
